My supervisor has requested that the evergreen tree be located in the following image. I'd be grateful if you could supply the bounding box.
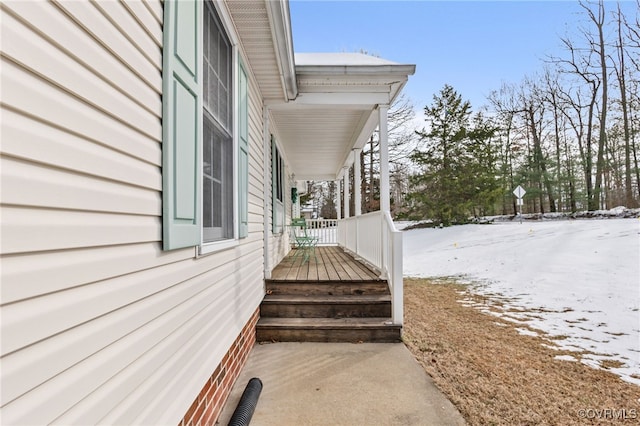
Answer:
[466,113,502,216]
[408,85,498,225]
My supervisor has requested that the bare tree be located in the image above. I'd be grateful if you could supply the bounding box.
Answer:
[549,0,610,210]
[583,0,610,209]
[541,67,580,211]
[522,78,557,212]
[612,3,636,206]
[627,4,640,200]
[360,94,419,213]
[489,83,520,214]
[488,78,557,213]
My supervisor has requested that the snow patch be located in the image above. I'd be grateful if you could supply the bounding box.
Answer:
[402,218,640,385]
[555,355,578,362]
[516,328,539,337]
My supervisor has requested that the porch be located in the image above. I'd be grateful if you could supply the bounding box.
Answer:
[255,52,413,345]
[270,246,380,282]
[257,211,403,343]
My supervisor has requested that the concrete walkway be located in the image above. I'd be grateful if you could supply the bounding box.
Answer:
[217,342,466,425]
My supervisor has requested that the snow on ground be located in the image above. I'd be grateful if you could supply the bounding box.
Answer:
[401,218,640,385]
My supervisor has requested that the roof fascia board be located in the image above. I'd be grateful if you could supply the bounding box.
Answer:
[265,0,298,100]
[388,79,409,105]
[296,64,416,77]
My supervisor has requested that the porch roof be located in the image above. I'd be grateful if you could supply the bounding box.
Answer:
[273,53,415,181]
[227,0,415,181]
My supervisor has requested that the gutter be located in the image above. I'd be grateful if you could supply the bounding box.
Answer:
[265,0,298,101]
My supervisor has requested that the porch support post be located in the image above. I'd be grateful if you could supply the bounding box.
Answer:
[379,104,390,213]
[353,149,362,216]
[343,167,350,218]
[335,180,341,220]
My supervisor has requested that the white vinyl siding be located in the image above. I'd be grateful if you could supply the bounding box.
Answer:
[0,1,264,425]
[267,135,292,269]
[238,62,249,238]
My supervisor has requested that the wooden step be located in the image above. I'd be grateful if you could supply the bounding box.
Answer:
[256,317,402,343]
[260,294,392,318]
[265,280,390,296]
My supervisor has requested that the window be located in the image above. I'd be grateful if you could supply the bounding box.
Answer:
[162,0,249,251]
[202,3,233,243]
[272,139,284,234]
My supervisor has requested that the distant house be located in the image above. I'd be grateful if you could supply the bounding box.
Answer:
[0,0,414,424]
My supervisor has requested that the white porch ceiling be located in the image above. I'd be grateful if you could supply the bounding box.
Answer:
[270,107,373,181]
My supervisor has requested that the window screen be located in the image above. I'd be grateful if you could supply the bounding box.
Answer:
[203,1,233,242]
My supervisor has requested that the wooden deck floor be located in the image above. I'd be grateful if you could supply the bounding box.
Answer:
[270,246,382,282]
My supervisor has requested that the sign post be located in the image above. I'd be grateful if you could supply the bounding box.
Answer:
[513,185,526,224]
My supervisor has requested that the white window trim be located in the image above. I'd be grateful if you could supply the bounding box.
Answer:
[199,1,240,254]
[199,238,240,256]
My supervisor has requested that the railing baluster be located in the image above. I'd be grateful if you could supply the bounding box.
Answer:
[304,218,338,245]
[335,211,403,326]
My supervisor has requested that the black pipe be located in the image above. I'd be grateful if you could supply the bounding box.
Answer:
[227,378,263,426]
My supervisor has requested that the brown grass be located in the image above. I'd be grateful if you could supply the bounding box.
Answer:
[403,278,640,425]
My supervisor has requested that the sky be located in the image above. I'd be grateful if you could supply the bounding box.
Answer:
[400,215,640,385]
[289,0,638,114]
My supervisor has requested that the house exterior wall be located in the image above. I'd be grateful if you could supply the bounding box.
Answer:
[269,198,292,270]
[1,1,273,424]
[267,151,293,273]
[178,308,259,426]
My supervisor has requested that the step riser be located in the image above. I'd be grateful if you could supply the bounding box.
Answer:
[256,328,401,343]
[265,282,390,296]
[260,303,391,318]
[261,277,397,343]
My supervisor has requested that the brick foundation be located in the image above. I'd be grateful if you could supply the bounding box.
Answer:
[178,308,259,426]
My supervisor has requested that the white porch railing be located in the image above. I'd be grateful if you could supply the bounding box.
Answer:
[305,219,338,245]
[337,211,403,325]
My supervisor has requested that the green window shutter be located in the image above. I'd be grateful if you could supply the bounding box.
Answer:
[271,136,278,234]
[271,137,285,234]
[238,62,249,238]
[162,0,202,250]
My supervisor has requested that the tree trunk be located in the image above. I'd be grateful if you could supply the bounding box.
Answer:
[632,134,640,200]
[585,91,597,210]
[615,4,635,207]
[592,0,608,210]
[563,130,578,213]
[553,99,563,211]
[528,106,556,212]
